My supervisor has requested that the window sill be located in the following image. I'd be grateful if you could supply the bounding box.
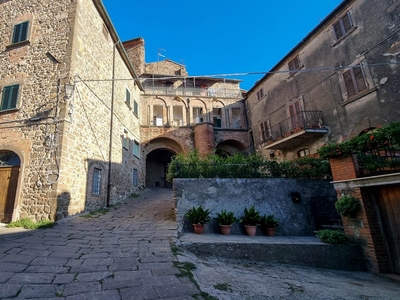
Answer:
[288,65,304,79]
[340,87,377,106]
[0,108,18,114]
[6,40,30,50]
[125,102,132,109]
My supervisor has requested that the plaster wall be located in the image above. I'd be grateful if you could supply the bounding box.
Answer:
[174,178,336,236]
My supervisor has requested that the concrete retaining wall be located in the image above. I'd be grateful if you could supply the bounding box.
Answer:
[174,178,336,236]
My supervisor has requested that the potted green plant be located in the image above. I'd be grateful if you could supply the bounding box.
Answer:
[184,206,211,234]
[335,195,361,218]
[214,209,236,235]
[239,205,261,236]
[260,214,279,236]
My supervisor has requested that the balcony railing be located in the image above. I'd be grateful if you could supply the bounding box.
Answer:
[143,85,242,98]
[268,111,326,141]
[356,147,400,177]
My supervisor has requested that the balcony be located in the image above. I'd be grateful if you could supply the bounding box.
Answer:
[143,85,242,98]
[264,111,328,150]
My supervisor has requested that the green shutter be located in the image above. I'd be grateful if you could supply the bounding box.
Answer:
[12,21,29,44]
[134,100,138,115]
[1,85,19,111]
[126,89,130,106]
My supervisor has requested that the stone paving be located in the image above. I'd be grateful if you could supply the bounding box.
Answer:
[0,188,199,300]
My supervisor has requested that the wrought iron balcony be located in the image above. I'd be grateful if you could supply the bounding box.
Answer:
[142,85,242,98]
[264,111,328,150]
[356,147,400,177]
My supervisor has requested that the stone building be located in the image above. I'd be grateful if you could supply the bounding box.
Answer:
[0,0,143,222]
[124,38,250,188]
[246,0,400,161]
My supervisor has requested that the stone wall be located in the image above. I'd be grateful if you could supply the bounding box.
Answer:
[174,178,336,236]
[0,0,77,221]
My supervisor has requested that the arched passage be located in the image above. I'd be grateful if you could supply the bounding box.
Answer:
[0,150,21,223]
[216,139,246,156]
[145,138,183,188]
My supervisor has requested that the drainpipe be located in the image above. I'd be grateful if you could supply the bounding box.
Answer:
[106,42,117,207]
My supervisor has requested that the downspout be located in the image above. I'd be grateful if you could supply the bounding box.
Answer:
[106,42,117,207]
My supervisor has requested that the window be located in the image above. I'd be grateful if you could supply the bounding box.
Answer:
[298,148,310,158]
[342,66,368,99]
[133,169,138,187]
[288,55,301,74]
[333,12,354,41]
[256,88,264,100]
[213,108,222,128]
[133,100,138,116]
[125,89,131,107]
[260,120,271,143]
[1,84,19,111]
[133,140,140,158]
[122,130,129,150]
[92,168,102,195]
[12,21,29,44]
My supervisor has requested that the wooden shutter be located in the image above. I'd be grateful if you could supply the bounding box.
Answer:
[134,100,138,115]
[12,21,28,44]
[342,12,353,34]
[353,66,367,92]
[1,85,19,111]
[333,21,343,40]
[343,70,356,97]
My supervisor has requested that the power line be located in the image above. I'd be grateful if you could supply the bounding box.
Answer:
[74,62,400,84]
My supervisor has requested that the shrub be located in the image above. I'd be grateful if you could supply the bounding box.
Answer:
[260,214,279,228]
[335,195,361,217]
[6,218,54,229]
[184,206,211,225]
[317,229,348,244]
[214,210,236,225]
[239,205,261,226]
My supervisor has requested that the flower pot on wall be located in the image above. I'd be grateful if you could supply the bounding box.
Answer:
[266,227,275,236]
[244,225,257,236]
[219,224,231,235]
[193,224,204,234]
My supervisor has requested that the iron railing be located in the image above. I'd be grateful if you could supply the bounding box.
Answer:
[356,147,400,177]
[268,111,325,141]
[142,85,242,98]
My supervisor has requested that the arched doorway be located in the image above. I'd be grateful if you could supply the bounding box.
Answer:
[146,149,175,188]
[216,139,246,156]
[0,150,21,223]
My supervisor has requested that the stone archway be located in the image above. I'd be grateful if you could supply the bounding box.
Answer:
[144,138,183,188]
[0,150,21,223]
[216,139,246,156]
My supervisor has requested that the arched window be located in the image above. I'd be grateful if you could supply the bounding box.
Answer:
[0,151,21,166]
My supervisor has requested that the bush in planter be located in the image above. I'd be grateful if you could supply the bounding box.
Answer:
[317,229,348,244]
[214,210,236,225]
[260,214,279,228]
[185,206,211,225]
[239,205,261,226]
[214,209,236,235]
[335,195,361,217]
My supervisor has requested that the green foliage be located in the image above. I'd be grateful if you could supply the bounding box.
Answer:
[80,207,109,218]
[317,229,348,244]
[129,192,140,198]
[318,122,400,159]
[260,214,279,228]
[335,195,361,217]
[214,209,236,225]
[214,283,232,292]
[6,218,54,229]
[185,206,211,225]
[167,150,331,180]
[239,205,261,226]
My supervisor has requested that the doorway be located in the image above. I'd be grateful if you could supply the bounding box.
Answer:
[375,185,400,274]
[0,151,21,223]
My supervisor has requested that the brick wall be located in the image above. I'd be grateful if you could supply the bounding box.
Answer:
[330,155,392,273]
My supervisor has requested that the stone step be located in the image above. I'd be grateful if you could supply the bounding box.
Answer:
[178,234,366,271]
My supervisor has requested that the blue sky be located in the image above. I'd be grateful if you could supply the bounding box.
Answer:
[102,0,343,90]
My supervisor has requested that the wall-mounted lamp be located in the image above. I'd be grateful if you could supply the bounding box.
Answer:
[291,192,301,203]
[65,84,74,98]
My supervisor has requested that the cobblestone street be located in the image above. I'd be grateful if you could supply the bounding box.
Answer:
[0,188,198,299]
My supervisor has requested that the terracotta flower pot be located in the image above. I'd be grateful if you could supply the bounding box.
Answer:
[266,227,276,236]
[219,224,231,235]
[193,224,204,234]
[244,225,257,236]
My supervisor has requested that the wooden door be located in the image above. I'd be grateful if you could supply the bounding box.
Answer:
[376,185,400,274]
[0,167,19,223]
[288,101,302,130]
